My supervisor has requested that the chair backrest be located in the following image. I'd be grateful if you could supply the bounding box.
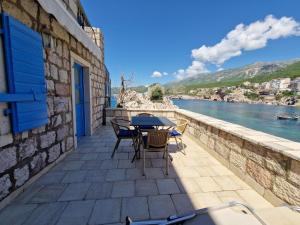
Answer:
[176,119,188,134]
[110,118,130,136]
[146,130,169,150]
[137,113,154,117]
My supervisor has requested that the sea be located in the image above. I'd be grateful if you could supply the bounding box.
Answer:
[110,96,300,142]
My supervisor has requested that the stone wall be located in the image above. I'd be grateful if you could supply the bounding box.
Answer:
[106,108,300,206]
[0,0,107,202]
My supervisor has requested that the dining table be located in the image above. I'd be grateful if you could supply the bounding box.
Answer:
[130,116,176,162]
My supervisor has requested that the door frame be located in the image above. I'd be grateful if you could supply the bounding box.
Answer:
[70,52,93,148]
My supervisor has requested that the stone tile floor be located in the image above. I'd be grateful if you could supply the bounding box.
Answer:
[0,126,273,225]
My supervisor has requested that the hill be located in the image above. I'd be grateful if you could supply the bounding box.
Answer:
[165,60,300,94]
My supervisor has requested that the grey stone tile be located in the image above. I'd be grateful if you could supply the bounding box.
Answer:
[97,153,111,160]
[148,195,176,219]
[86,182,113,199]
[56,200,95,225]
[61,170,88,183]
[136,180,158,196]
[126,168,145,180]
[118,159,135,169]
[111,181,135,197]
[35,171,66,185]
[171,194,196,214]
[89,199,121,225]
[144,168,165,179]
[106,169,126,181]
[58,183,91,201]
[61,161,85,171]
[121,197,149,221]
[22,202,67,225]
[85,169,107,182]
[81,160,102,170]
[29,184,66,203]
[101,160,119,169]
[13,185,44,204]
[81,153,99,160]
[0,204,38,225]
[157,179,180,195]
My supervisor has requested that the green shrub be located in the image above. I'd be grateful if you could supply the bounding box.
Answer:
[149,84,164,101]
[244,92,260,100]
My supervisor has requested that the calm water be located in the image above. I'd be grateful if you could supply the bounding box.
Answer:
[173,99,300,143]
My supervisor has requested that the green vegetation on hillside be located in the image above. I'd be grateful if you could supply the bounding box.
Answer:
[182,61,300,92]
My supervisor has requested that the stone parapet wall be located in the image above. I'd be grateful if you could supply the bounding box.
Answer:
[0,0,107,202]
[106,108,300,205]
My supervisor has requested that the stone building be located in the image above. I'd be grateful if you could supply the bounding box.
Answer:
[0,0,110,203]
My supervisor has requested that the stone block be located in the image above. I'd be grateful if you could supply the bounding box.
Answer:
[89,199,121,224]
[273,176,300,205]
[265,151,288,176]
[229,150,246,172]
[55,83,70,96]
[47,80,55,92]
[288,159,300,186]
[121,197,149,221]
[51,114,62,128]
[19,137,37,160]
[54,97,69,113]
[0,134,13,147]
[111,181,135,197]
[14,165,29,187]
[246,160,273,189]
[40,8,50,28]
[48,144,61,163]
[227,134,243,153]
[40,131,56,148]
[214,141,230,159]
[30,152,47,174]
[242,141,265,166]
[52,20,69,43]
[66,137,74,150]
[59,69,68,83]
[148,195,176,219]
[156,179,180,194]
[2,1,32,27]
[50,64,58,80]
[0,146,17,174]
[0,174,12,199]
[57,126,68,141]
[21,0,38,18]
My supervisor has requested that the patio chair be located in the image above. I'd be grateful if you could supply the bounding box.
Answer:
[169,119,188,152]
[111,118,139,158]
[142,130,170,175]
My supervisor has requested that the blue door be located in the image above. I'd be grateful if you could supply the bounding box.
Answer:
[74,63,85,138]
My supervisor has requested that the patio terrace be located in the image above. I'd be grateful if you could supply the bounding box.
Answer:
[0,125,273,225]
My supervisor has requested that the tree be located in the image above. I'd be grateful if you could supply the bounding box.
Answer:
[148,84,164,101]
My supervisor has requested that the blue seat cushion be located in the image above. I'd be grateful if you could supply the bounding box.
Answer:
[118,129,138,138]
[169,129,182,137]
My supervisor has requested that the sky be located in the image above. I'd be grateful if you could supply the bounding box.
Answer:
[81,0,300,87]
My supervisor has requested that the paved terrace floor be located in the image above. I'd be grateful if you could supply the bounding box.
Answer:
[0,126,273,225]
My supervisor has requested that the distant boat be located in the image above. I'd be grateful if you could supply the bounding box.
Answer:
[277,114,299,120]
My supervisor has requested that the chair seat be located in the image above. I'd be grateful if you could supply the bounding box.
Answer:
[118,129,138,138]
[169,129,182,137]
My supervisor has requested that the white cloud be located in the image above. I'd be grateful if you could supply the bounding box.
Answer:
[163,72,168,76]
[151,71,163,78]
[175,15,300,80]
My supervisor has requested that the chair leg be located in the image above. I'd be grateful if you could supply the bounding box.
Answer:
[111,139,121,158]
[143,149,146,176]
[174,137,180,150]
[179,137,186,155]
[166,147,169,175]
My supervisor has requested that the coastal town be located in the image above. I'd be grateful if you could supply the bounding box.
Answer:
[170,77,300,106]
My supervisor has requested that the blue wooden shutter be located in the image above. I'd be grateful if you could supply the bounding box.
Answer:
[1,13,48,133]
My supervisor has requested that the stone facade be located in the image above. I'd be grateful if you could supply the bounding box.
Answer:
[106,108,300,206]
[0,0,108,202]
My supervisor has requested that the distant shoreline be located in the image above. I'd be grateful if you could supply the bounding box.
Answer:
[168,95,300,107]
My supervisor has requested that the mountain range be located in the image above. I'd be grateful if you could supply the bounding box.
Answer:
[112,59,300,94]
